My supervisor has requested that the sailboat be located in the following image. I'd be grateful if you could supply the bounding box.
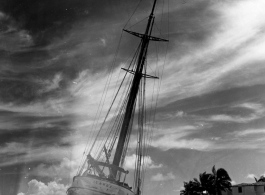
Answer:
[67,0,168,195]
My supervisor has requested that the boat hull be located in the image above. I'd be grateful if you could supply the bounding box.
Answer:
[67,176,135,195]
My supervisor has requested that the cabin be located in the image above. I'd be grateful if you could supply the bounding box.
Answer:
[222,182,265,195]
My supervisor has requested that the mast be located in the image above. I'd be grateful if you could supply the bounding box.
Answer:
[112,0,158,177]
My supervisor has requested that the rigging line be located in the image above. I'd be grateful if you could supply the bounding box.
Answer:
[126,17,149,31]
[142,57,149,191]
[97,41,141,157]
[142,57,148,158]
[154,23,166,40]
[154,0,169,103]
[144,58,158,152]
[78,64,130,175]
[94,52,138,160]
[134,80,144,189]
[80,26,127,171]
[142,0,168,183]
[79,31,125,169]
[123,0,143,29]
[87,45,122,153]
[152,0,166,40]
[109,87,131,152]
[140,81,146,191]
[94,48,140,160]
[141,11,164,193]
[140,16,158,160]
[144,0,170,167]
[147,0,169,153]
[101,61,135,157]
[105,86,131,154]
[96,91,130,160]
[135,70,146,191]
[143,52,158,172]
[77,71,115,173]
[145,28,160,77]
[110,41,142,102]
[91,69,130,154]
[139,69,146,193]
[120,105,135,168]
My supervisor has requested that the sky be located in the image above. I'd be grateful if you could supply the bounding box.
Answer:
[0,0,265,194]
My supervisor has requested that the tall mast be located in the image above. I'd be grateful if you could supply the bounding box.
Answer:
[112,0,158,177]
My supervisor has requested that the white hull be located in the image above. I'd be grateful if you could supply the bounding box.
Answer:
[67,176,135,195]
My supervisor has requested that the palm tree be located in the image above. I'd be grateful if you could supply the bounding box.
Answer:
[199,172,213,194]
[180,166,232,195]
[254,175,265,182]
[180,180,202,195]
[211,166,232,195]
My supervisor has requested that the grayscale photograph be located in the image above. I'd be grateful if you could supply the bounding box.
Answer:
[0,0,264,195]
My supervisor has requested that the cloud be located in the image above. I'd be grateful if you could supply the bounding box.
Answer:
[124,154,162,170]
[0,11,33,50]
[0,141,73,167]
[150,125,212,151]
[151,136,212,151]
[235,103,265,112]
[151,172,175,181]
[158,0,265,106]
[246,174,256,179]
[206,102,265,123]
[234,129,265,137]
[40,73,63,93]
[17,179,68,195]
[207,114,250,123]
[30,158,78,180]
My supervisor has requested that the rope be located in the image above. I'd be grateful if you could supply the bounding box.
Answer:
[124,0,143,29]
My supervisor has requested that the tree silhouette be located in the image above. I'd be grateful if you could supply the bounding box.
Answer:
[211,166,232,195]
[254,175,265,182]
[180,180,201,195]
[180,166,232,195]
[199,172,213,194]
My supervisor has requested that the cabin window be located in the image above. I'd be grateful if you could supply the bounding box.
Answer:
[238,187,242,193]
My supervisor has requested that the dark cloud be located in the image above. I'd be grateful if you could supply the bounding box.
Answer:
[0,0,221,105]
[0,111,73,166]
[0,47,77,104]
[0,111,73,193]
[0,0,149,45]
[0,0,164,105]
[165,0,221,54]
[0,111,72,144]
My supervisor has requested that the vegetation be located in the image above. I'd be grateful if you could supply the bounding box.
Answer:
[254,175,265,182]
[180,166,232,195]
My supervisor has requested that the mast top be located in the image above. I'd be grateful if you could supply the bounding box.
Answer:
[150,0,158,16]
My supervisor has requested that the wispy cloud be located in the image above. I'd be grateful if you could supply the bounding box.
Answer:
[0,142,72,167]
[233,129,265,137]
[151,172,175,181]
[206,102,265,123]
[158,0,265,106]
[207,114,256,123]
[151,136,212,151]
[124,154,162,170]
[29,158,78,181]
[150,125,213,150]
